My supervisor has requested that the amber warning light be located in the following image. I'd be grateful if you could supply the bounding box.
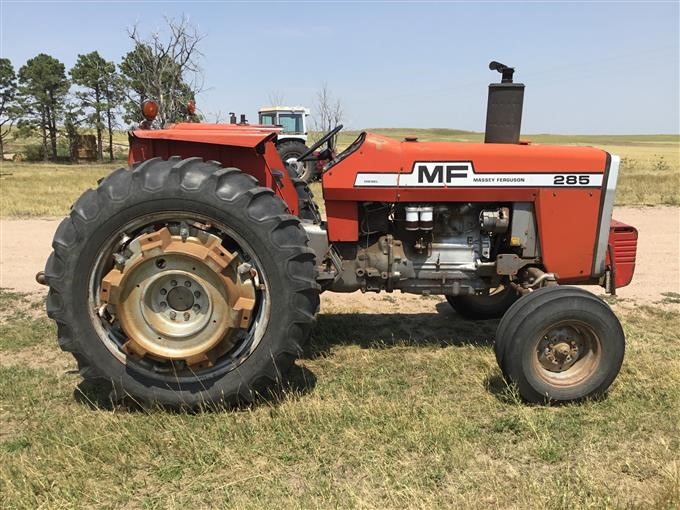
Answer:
[142,100,159,121]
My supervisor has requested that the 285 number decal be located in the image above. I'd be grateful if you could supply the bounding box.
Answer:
[553,175,591,186]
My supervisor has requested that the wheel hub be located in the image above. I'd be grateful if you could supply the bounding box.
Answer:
[538,328,581,372]
[533,322,602,388]
[140,270,213,339]
[166,285,194,312]
[286,157,305,177]
[100,227,256,368]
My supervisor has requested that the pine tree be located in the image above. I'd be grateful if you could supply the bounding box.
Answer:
[71,51,117,160]
[0,58,19,160]
[18,54,69,161]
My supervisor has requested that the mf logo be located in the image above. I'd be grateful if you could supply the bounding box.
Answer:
[416,162,470,184]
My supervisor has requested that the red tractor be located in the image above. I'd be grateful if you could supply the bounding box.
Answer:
[42,62,637,407]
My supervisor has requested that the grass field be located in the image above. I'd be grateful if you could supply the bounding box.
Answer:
[0,289,678,508]
[1,130,678,217]
[1,162,117,218]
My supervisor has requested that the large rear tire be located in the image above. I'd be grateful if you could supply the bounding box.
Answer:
[277,140,316,182]
[495,286,625,403]
[44,157,320,409]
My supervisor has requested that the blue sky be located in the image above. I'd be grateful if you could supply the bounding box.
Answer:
[1,1,678,134]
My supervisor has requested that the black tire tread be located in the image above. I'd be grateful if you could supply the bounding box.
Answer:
[291,177,322,223]
[495,286,604,376]
[277,140,315,182]
[496,286,624,402]
[45,157,320,408]
[446,285,518,320]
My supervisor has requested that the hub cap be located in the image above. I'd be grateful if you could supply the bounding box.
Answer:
[534,322,601,387]
[100,227,256,368]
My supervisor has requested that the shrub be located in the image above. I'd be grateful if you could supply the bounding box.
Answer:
[22,144,47,162]
[652,155,671,172]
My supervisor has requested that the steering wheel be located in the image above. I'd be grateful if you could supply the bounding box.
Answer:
[298,124,343,161]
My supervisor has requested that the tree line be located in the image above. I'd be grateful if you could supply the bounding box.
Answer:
[0,17,202,161]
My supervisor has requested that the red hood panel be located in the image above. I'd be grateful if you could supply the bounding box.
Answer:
[131,123,278,148]
[358,133,607,173]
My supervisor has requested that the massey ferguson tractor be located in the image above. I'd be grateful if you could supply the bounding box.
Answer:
[41,62,638,408]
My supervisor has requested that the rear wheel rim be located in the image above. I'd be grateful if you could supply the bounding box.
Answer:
[532,320,602,387]
[88,212,270,383]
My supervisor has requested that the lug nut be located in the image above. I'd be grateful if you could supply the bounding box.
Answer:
[160,288,167,295]
[171,280,177,287]
[193,291,201,298]
[169,311,177,320]
[184,280,191,287]
[179,224,190,241]
[160,301,167,310]
[192,304,200,312]
[183,312,190,321]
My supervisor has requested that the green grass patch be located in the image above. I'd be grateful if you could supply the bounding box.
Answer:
[0,289,52,350]
[659,292,680,305]
[0,289,678,509]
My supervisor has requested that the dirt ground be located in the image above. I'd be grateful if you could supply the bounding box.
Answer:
[0,206,678,308]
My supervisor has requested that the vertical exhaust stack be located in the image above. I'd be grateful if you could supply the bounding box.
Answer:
[484,61,524,144]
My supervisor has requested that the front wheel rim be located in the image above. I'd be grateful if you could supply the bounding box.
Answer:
[532,320,602,387]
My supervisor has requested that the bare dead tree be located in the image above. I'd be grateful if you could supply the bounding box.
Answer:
[212,110,225,123]
[124,16,205,127]
[267,89,285,106]
[312,82,343,143]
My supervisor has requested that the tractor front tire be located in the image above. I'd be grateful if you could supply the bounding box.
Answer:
[277,140,316,182]
[494,286,625,403]
[44,157,320,409]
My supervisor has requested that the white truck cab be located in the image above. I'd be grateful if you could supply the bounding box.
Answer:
[258,106,315,181]
[258,106,310,144]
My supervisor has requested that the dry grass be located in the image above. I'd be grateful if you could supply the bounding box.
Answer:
[0,289,678,509]
[0,162,118,218]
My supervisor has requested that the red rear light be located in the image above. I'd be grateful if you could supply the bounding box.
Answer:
[142,100,159,121]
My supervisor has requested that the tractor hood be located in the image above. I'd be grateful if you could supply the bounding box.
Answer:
[323,131,612,207]
[333,132,609,175]
[130,122,281,149]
